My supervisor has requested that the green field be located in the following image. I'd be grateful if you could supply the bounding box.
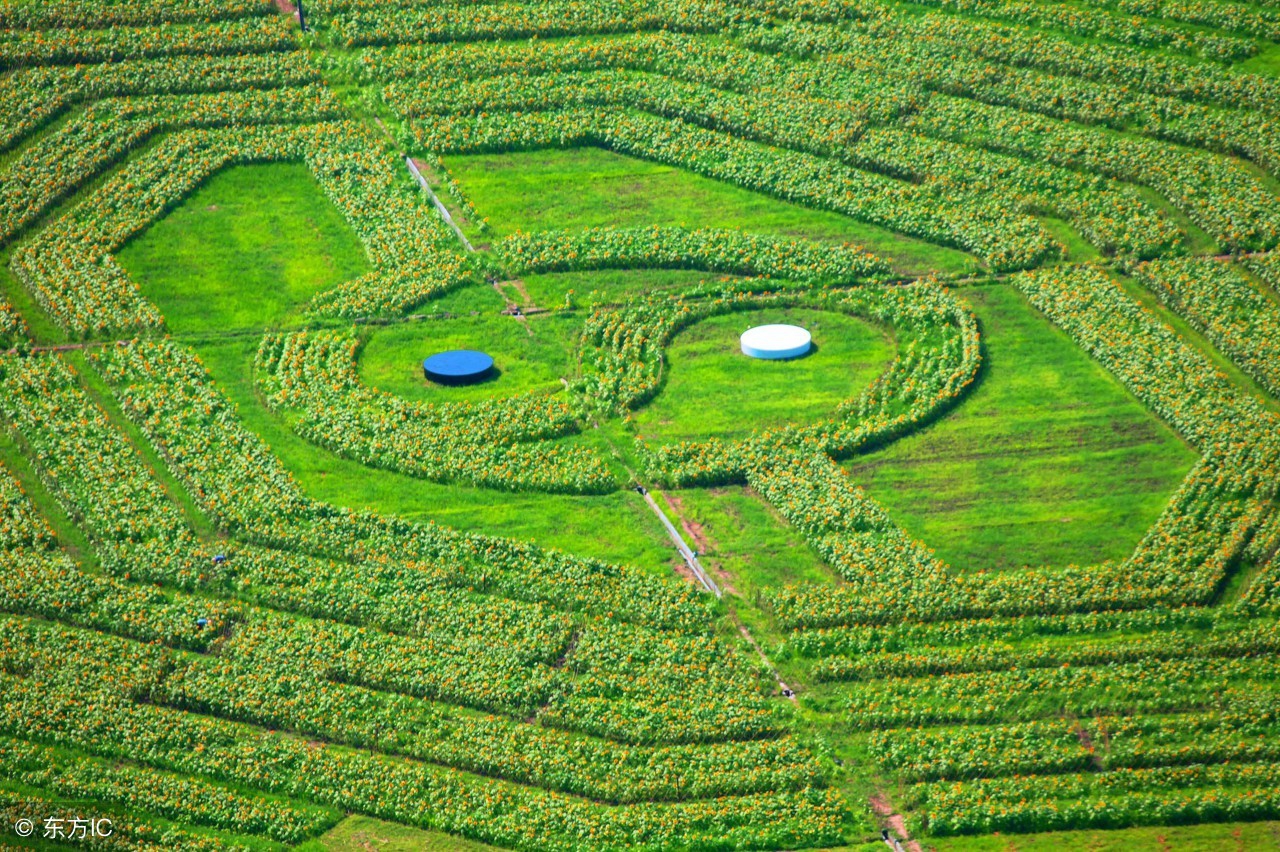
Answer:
[116,173,676,573]
[447,147,979,277]
[118,163,370,333]
[6,3,1280,847]
[661,484,835,600]
[171,334,675,572]
[304,815,503,852]
[845,284,1199,571]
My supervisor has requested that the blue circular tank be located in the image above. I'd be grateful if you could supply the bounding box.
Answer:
[423,350,494,384]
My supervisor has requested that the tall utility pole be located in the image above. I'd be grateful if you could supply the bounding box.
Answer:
[296,0,307,31]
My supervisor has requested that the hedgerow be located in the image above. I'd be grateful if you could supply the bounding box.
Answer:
[0,52,322,153]
[0,17,295,69]
[12,121,471,337]
[0,617,847,850]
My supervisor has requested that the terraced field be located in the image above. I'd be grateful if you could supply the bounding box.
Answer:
[1,0,1279,850]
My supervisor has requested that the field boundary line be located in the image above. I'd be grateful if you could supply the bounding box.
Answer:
[637,485,722,597]
[405,156,476,252]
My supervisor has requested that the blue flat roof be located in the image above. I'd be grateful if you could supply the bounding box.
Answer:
[423,349,494,380]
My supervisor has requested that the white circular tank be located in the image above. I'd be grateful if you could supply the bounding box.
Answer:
[740,324,812,360]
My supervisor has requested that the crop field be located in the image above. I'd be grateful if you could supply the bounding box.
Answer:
[2,0,1280,850]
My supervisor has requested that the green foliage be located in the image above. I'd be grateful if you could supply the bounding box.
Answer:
[6,0,1280,847]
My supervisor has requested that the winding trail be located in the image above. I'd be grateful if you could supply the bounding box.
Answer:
[870,795,923,852]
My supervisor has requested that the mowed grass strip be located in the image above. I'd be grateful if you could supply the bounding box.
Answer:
[302,814,503,852]
[520,268,747,310]
[845,284,1198,572]
[663,485,833,597]
[634,307,895,445]
[117,162,370,334]
[446,146,978,277]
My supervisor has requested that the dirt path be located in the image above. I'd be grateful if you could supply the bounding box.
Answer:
[490,279,534,336]
[503,277,539,311]
[664,492,737,595]
[870,794,924,852]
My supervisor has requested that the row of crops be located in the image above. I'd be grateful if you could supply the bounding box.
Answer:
[2,0,1280,847]
[761,263,1280,835]
[0,3,856,849]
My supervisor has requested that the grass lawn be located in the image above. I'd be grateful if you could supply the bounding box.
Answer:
[301,815,503,852]
[661,485,833,637]
[360,310,579,404]
[413,279,511,316]
[446,147,978,277]
[844,284,1198,572]
[117,162,369,334]
[663,486,833,591]
[634,307,895,445]
[111,159,677,572]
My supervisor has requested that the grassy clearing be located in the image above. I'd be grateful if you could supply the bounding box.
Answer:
[301,815,503,852]
[661,485,833,614]
[446,146,978,277]
[634,307,895,445]
[117,162,370,334]
[111,158,677,571]
[359,310,579,404]
[844,284,1198,572]
[417,280,511,315]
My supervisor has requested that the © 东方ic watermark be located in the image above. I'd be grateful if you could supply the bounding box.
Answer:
[12,816,113,840]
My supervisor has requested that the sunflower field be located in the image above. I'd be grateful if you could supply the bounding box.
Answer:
[1,0,1280,848]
